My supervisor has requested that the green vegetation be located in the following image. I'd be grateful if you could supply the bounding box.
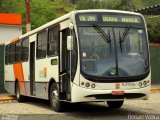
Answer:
[0,0,74,30]
[146,17,160,43]
[0,0,159,43]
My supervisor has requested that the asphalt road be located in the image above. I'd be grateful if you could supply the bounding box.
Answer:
[0,92,160,120]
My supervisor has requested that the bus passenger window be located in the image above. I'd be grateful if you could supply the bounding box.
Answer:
[48,25,60,56]
[22,38,29,61]
[15,41,21,62]
[5,45,9,65]
[37,30,47,59]
[9,44,15,64]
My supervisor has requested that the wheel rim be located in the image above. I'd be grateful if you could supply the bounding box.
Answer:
[51,89,59,107]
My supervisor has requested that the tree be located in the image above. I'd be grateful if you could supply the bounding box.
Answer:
[76,0,121,10]
[30,0,56,29]
[147,18,160,43]
[64,0,75,4]
[0,0,72,31]
[116,0,136,11]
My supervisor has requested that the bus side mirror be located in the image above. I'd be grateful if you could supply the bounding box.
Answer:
[67,36,73,50]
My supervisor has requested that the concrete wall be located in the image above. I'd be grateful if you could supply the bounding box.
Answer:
[0,25,22,43]
[150,45,160,84]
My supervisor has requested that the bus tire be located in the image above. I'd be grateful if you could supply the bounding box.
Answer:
[16,82,23,102]
[50,83,63,112]
[107,100,124,108]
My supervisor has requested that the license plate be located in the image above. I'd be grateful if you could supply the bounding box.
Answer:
[112,90,124,95]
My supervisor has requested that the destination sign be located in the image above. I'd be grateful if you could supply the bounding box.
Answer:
[102,15,141,23]
[76,13,143,25]
[79,14,97,22]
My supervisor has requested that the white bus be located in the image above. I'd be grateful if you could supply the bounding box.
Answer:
[4,10,151,112]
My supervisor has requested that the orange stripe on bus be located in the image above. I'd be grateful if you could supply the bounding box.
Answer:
[13,62,27,95]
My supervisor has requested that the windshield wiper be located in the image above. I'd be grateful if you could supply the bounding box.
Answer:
[119,25,131,52]
[93,24,111,52]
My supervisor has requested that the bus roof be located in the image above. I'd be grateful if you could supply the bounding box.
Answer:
[74,9,142,16]
[5,9,142,45]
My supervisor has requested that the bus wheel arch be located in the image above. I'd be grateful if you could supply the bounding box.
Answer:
[48,78,57,100]
[107,100,124,108]
[48,78,64,112]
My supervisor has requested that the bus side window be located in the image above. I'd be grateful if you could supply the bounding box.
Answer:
[9,43,15,64]
[48,25,60,56]
[37,30,47,59]
[15,41,21,62]
[8,45,11,64]
[5,45,9,65]
[22,38,29,62]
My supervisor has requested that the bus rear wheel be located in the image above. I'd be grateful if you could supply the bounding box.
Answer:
[16,82,23,102]
[50,83,64,112]
[107,100,124,108]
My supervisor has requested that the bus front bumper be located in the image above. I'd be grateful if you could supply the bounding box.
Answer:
[71,83,150,102]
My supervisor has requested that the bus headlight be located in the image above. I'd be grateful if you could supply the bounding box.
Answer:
[139,82,143,87]
[91,84,96,88]
[81,82,84,86]
[143,81,147,86]
[85,83,90,87]
[139,80,150,88]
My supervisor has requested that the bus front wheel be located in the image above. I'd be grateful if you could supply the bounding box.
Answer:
[107,100,124,108]
[16,82,23,102]
[50,83,64,112]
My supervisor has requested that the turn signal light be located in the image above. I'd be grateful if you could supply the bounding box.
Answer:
[85,83,90,87]
[91,84,96,88]
[143,81,147,86]
[139,82,143,87]
[81,82,84,86]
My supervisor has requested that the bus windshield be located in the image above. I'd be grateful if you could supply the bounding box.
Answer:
[78,26,149,79]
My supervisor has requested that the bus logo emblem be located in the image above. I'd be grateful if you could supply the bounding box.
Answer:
[115,83,120,89]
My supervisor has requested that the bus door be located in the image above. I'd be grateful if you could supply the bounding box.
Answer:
[59,28,71,100]
[30,42,35,96]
